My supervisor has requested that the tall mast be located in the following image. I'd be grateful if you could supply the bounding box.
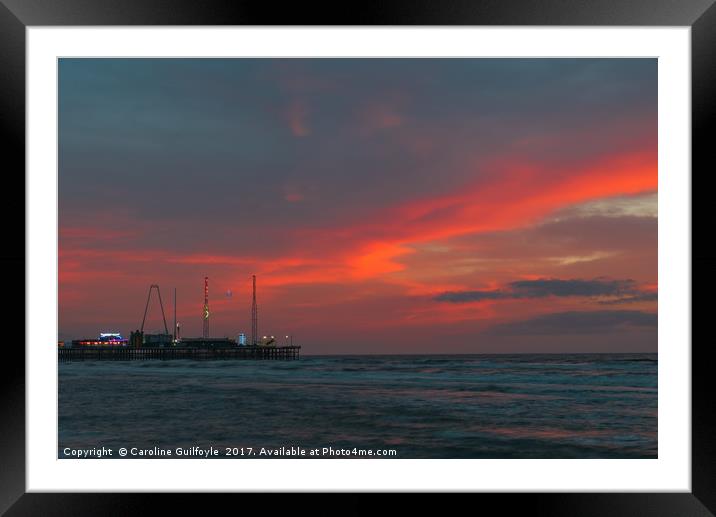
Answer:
[251,275,258,346]
[203,277,209,338]
[173,287,177,343]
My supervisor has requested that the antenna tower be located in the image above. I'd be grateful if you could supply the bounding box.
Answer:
[173,287,177,342]
[203,277,210,338]
[251,275,258,346]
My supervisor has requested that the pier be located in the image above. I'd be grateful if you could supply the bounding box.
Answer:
[59,346,301,362]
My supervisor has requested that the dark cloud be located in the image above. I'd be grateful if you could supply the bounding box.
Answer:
[486,310,657,336]
[434,277,650,303]
[434,290,507,302]
[509,278,635,298]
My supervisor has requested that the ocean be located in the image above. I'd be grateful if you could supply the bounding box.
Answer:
[58,353,657,459]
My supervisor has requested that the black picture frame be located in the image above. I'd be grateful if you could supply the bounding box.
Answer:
[2,1,712,514]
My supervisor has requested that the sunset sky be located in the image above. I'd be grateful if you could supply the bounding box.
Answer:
[58,58,657,354]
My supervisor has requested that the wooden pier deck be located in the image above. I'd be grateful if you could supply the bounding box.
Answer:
[59,346,301,362]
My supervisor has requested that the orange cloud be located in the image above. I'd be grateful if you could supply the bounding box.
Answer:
[60,149,656,299]
[312,149,657,283]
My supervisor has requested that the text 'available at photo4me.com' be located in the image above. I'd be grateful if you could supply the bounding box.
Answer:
[61,445,399,458]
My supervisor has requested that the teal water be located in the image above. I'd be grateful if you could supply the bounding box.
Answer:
[58,353,657,458]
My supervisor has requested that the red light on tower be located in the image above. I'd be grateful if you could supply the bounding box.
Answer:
[202,276,210,338]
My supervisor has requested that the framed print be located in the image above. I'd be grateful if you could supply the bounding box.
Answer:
[2,0,713,514]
